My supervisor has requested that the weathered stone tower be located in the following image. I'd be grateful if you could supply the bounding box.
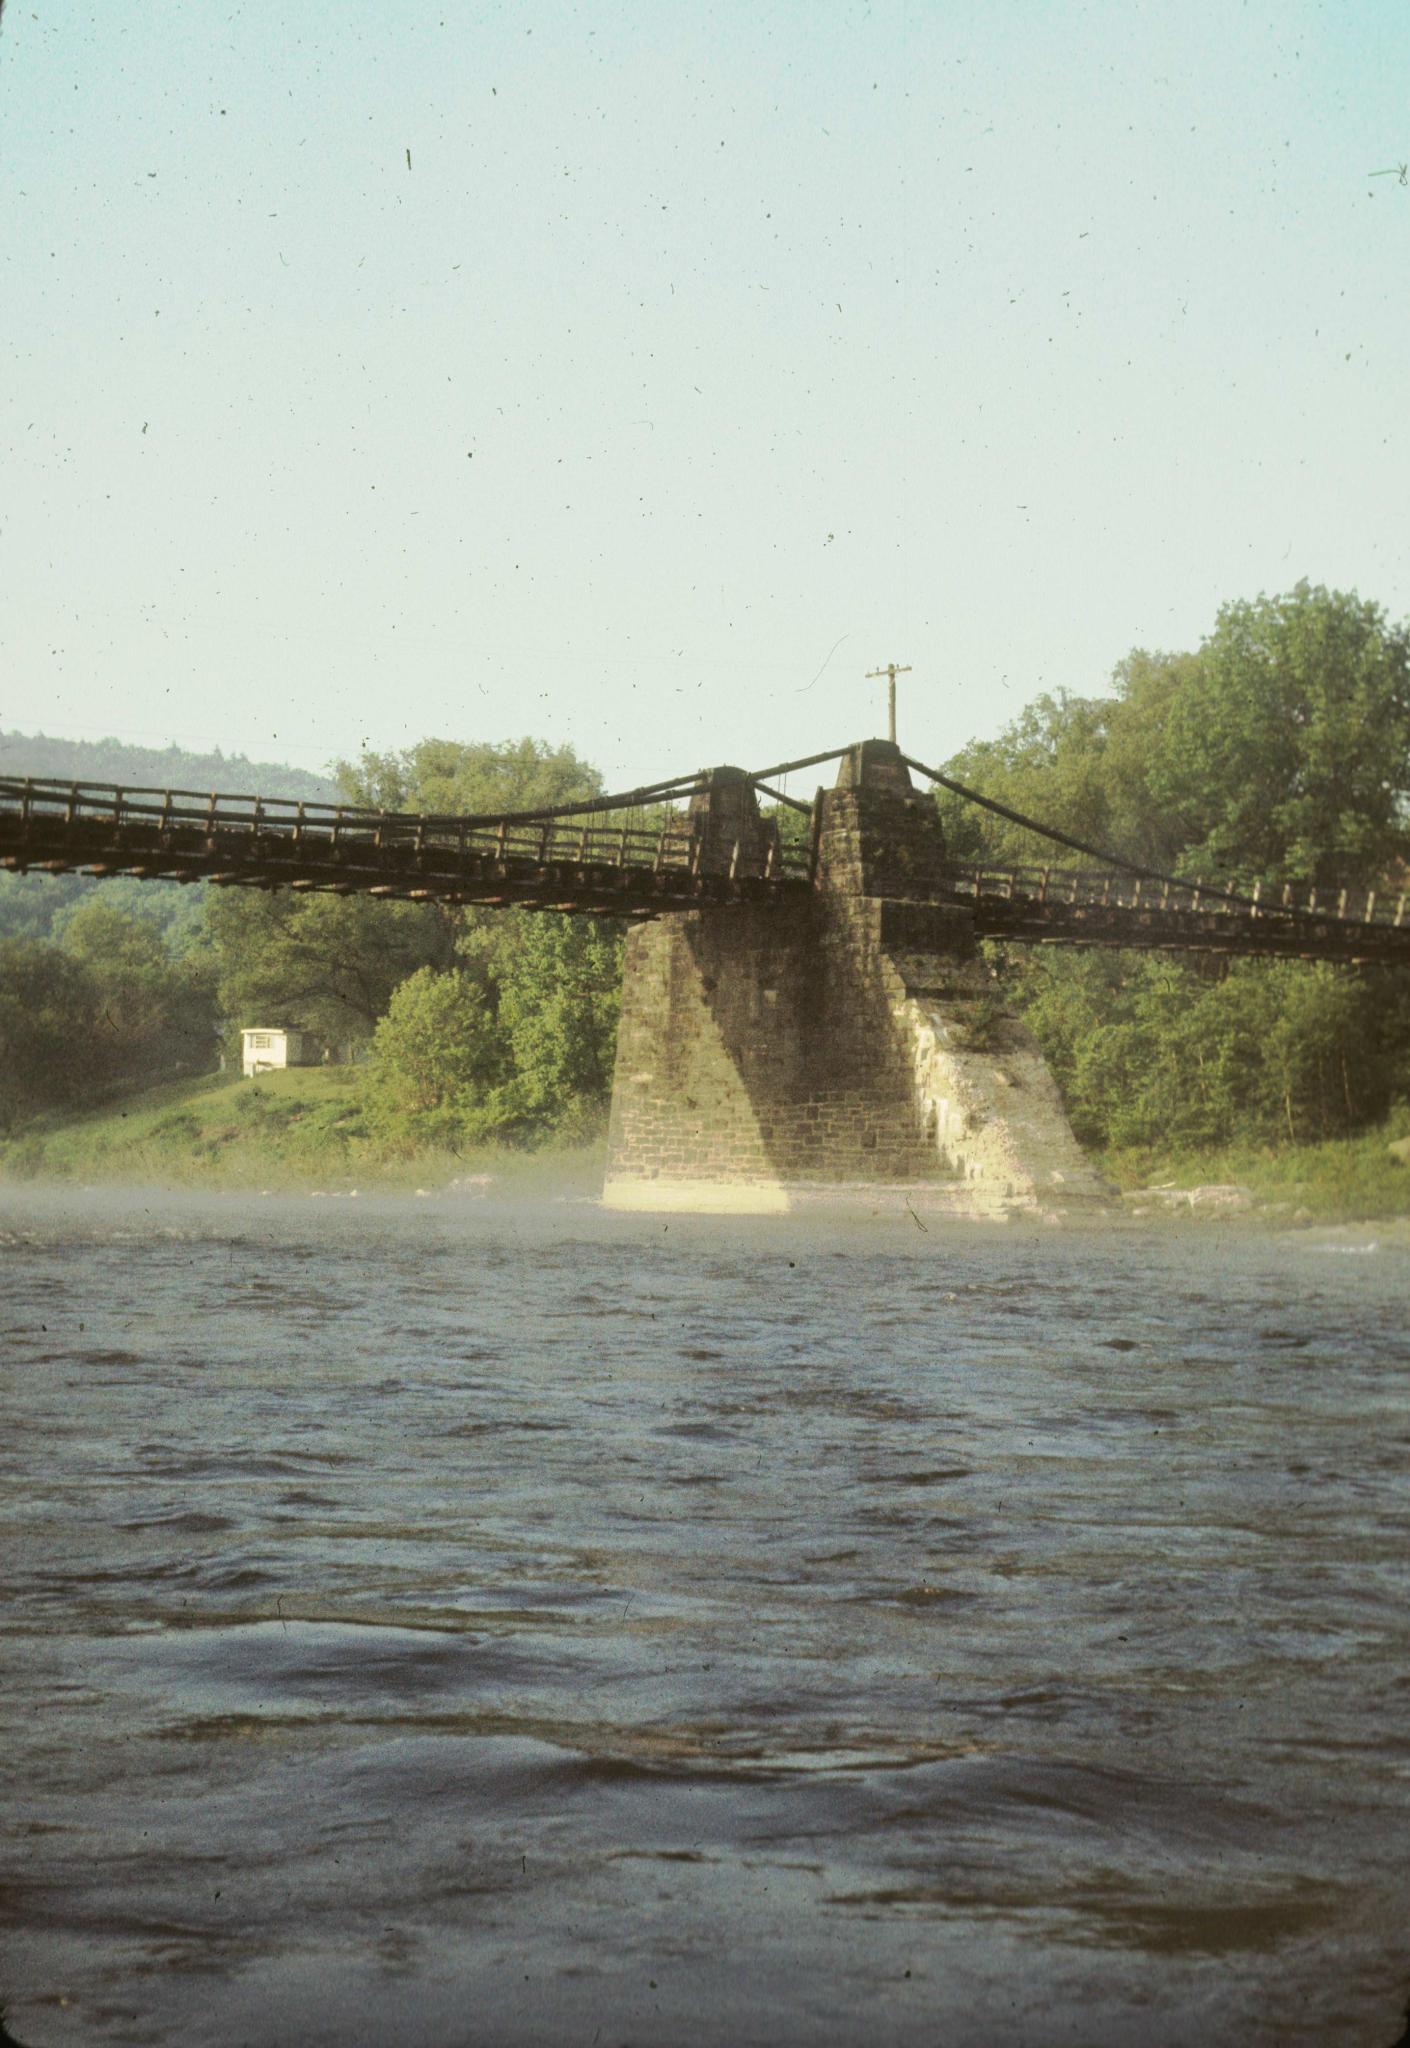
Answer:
[603,741,1111,1219]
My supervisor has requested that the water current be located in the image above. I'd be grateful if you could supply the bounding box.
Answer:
[2,1185,1408,2047]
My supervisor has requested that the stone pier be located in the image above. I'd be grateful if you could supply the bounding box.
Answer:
[602,741,1112,1219]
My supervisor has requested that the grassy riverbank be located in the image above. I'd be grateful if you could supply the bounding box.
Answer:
[1103,1106,1410,1222]
[0,1068,606,1195]
[5,1069,1410,1220]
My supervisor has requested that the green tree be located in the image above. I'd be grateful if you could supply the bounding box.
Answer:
[201,734,662,1149]
[0,871,89,943]
[939,584,1410,887]
[335,735,604,816]
[359,967,511,1149]
[1014,949,1410,1154]
[936,584,1410,1161]
[52,875,212,957]
[0,871,214,952]
[334,730,615,1033]
[60,899,217,1087]
[1137,583,1410,884]
[935,691,1131,867]
[62,900,179,1040]
[204,889,452,1051]
[337,735,629,1141]
[494,915,624,1135]
[0,941,101,1131]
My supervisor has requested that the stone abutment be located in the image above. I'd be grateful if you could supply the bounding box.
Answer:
[602,741,1112,1220]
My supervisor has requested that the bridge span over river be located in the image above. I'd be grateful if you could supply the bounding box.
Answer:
[3,738,1405,1217]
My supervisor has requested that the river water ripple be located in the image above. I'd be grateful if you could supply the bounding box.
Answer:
[2,1187,1407,2046]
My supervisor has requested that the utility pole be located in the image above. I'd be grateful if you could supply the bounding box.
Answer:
[865,662,911,745]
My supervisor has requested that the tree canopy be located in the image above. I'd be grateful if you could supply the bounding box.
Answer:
[939,583,1410,887]
[493,913,624,1136]
[204,889,452,1049]
[334,735,604,816]
[360,967,510,1149]
[0,904,218,1133]
[941,581,1410,1156]
[0,941,103,1132]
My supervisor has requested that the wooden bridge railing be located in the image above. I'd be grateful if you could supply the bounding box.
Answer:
[0,776,812,883]
[3,776,1404,933]
[946,861,1407,930]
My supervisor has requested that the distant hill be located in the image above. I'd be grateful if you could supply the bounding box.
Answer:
[0,730,341,805]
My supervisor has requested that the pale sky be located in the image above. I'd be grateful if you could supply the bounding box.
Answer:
[3,0,1407,793]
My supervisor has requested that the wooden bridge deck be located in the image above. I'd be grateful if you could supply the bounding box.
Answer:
[2,777,1407,961]
[956,864,1410,964]
[0,777,811,917]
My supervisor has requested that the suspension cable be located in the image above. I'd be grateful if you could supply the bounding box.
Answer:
[902,756,1349,924]
[752,780,813,816]
[402,771,712,831]
[745,744,851,784]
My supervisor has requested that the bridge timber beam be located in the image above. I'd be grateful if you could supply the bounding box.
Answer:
[972,895,1406,963]
[0,777,810,918]
[2,772,1406,961]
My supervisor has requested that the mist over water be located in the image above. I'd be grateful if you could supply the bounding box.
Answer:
[2,1186,1407,2047]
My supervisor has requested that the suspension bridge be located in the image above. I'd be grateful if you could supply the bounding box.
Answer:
[4,737,1404,1214]
[1,743,1405,963]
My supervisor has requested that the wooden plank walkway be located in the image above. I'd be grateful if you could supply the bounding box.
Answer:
[0,776,810,917]
[953,863,1410,963]
[2,777,1407,960]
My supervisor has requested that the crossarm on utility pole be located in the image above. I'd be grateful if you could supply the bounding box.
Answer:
[864,662,912,744]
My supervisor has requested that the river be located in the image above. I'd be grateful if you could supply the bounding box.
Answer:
[2,1186,1407,2047]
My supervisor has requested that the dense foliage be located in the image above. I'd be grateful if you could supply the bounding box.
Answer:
[360,968,509,1148]
[0,907,217,1134]
[939,583,1410,885]
[1014,952,1410,1152]
[334,736,603,816]
[337,736,626,1148]
[942,584,1410,1153]
[205,890,453,1050]
[491,913,624,1135]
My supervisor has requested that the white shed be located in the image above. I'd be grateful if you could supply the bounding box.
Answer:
[241,1028,312,1078]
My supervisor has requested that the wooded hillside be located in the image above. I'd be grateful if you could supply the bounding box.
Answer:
[0,730,339,804]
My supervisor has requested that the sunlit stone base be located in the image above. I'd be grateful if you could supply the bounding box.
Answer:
[603,747,1117,1227]
[600,1177,794,1215]
[600,1175,1111,1223]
